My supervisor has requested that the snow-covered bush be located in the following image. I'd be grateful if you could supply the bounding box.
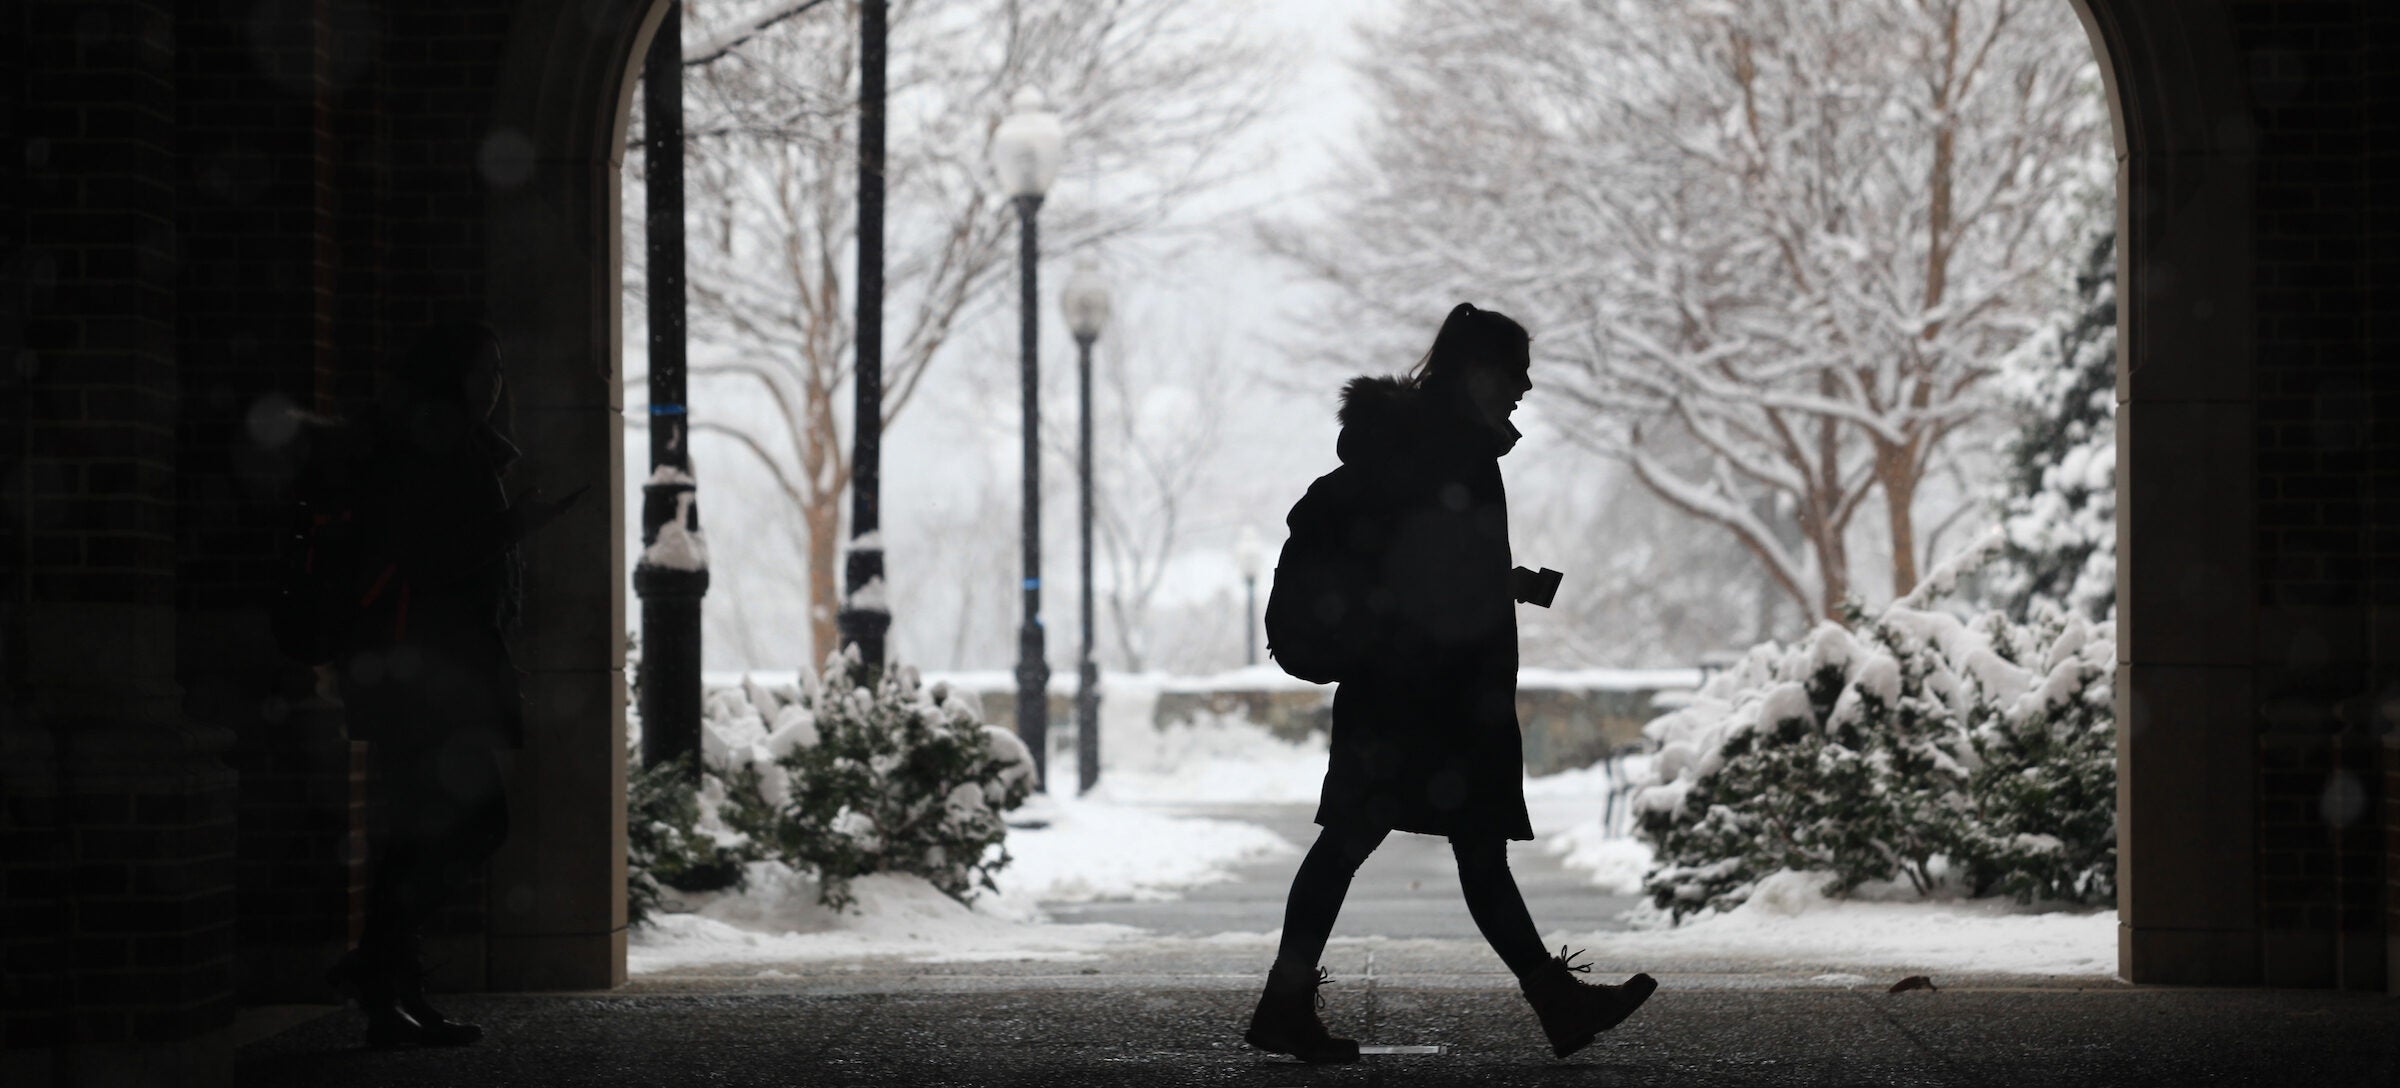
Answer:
[1632,540,2116,919]
[711,647,1038,913]
[1950,605,2118,903]
[627,751,754,928]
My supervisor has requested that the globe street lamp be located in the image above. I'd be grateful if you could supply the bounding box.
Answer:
[991,88,1062,788]
[1060,253,1111,796]
[1236,525,1265,667]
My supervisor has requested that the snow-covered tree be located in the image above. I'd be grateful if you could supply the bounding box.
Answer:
[1273,0,2109,623]
[630,0,1278,660]
[1983,228,2116,621]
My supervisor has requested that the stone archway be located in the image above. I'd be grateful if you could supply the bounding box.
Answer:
[472,0,2267,989]
[2067,1,2266,985]
[466,0,676,993]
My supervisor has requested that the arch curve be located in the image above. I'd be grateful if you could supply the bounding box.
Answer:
[474,0,2268,988]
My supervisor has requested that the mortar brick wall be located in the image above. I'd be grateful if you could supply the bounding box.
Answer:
[371,4,516,353]
[2366,0,2400,997]
[3,0,244,1062]
[2231,0,2386,990]
[171,0,374,1006]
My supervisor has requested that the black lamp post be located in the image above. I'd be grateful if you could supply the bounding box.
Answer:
[1060,254,1111,796]
[837,0,891,676]
[1236,525,1263,667]
[991,89,1063,787]
[637,1,708,783]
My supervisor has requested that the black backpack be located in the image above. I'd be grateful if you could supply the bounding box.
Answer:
[1263,464,1397,684]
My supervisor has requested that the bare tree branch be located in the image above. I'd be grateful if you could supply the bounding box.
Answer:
[682,0,839,68]
[627,0,1286,660]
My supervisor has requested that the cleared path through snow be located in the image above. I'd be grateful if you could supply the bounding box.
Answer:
[1037,801,1645,939]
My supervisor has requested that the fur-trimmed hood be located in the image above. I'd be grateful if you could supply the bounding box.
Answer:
[1337,374,1510,465]
[1337,375,1437,466]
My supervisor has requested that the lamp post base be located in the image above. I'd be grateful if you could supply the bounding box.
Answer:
[1016,622,1049,788]
[1075,658,1100,795]
[634,562,711,782]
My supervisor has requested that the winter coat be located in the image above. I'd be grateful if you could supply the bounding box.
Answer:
[1312,373,1532,841]
[337,390,527,751]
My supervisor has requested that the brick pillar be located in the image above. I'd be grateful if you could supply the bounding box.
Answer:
[170,0,370,1006]
[2387,739,2400,995]
[2236,0,2385,992]
[3,1,239,1084]
[2367,0,2400,1001]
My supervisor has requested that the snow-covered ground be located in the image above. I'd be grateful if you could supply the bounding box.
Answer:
[1078,684,1330,804]
[991,792,1300,904]
[631,791,1297,971]
[629,867,1139,970]
[635,695,2116,980]
[1549,867,2118,978]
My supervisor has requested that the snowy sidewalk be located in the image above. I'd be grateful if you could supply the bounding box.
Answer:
[628,760,2118,986]
[239,980,2398,1087]
[241,755,2283,1085]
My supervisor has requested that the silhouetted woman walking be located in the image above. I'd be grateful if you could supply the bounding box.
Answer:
[325,323,578,1048]
[1245,304,1655,1062]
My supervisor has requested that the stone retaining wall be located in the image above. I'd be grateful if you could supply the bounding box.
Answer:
[1148,683,1675,775]
[942,674,1690,777]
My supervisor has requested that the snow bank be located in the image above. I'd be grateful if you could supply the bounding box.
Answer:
[1573,870,2117,977]
[632,791,1294,971]
[1089,710,1334,806]
[629,864,1142,970]
[1083,680,1332,804]
[989,794,1299,904]
[1542,822,1654,895]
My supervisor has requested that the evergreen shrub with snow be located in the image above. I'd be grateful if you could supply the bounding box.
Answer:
[627,752,753,928]
[1631,542,2117,919]
[708,647,1038,913]
[623,631,754,929]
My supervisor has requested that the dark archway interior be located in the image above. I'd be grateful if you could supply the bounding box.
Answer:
[3,0,2395,1082]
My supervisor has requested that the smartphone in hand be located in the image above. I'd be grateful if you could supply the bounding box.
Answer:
[1512,566,1565,608]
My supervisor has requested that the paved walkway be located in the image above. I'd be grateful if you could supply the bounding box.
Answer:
[235,802,2400,1085]
[1039,802,1645,940]
[239,979,2399,1086]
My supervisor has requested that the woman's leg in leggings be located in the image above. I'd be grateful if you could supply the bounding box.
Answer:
[360,742,509,967]
[1451,837,1552,980]
[1272,823,1389,971]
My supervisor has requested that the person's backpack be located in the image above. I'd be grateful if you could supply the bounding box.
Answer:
[268,417,400,665]
[1263,464,1396,684]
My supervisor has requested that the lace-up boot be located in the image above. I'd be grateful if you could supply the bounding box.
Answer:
[1518,946,1656,1058]
[387,938,484,1045]
[1243,962,1361,1063]
[326,948,422,1049]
